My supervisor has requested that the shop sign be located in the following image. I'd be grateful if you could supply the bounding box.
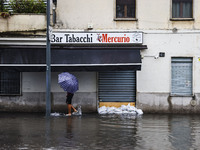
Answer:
[50,32,143,44]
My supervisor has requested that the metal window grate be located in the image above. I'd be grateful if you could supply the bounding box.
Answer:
[0,72,21,95]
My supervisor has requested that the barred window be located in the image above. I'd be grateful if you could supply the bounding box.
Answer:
[172,0,193,18]
[0,72,21,95]
[116,0,136,18]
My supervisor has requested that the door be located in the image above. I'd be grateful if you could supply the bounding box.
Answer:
[171,57,193,96]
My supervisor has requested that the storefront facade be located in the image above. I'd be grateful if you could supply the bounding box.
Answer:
[1,0,200,113]
[0,31,147,112]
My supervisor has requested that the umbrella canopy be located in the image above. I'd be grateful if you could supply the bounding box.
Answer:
[58,72,79,93]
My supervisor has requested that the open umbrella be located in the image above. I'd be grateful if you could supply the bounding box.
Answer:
[58,72,79,93]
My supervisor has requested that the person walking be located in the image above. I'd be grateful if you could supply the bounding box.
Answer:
[66,92,77,116]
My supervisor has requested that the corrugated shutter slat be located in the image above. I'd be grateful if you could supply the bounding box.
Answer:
[98,71,136,102]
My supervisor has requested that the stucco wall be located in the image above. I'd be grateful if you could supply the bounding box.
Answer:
[138,32,200,93]
[0,14,46,32]
[0,72,97,113]
[2,0,200,31]
[55,0,200,30]
[137,31,200,113]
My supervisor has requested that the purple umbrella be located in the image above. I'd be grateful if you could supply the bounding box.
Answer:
[58,72,79,93]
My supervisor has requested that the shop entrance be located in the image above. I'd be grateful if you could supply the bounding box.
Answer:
[98,70,136,107]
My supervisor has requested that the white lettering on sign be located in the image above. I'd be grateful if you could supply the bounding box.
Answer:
[51,32,143,44]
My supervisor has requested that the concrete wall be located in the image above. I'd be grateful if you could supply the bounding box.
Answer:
[0,72,97,113]
[0,14,46,32]
[137,93,200,113]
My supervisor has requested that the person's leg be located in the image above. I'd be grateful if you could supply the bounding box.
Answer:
[71,105,77,112]
[67,104,72,116]
[66,93,73,116]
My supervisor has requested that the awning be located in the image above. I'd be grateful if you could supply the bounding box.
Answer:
[0,46,146,72]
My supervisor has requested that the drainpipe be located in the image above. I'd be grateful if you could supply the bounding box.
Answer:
[52,6,56,25]
[53,0,57,25]
[46,0,51,117]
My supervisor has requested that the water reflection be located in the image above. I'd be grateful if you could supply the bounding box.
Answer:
[168,115,198,150]
[66,117,73,140]
[98,114,141,149]
[45,118,51,148]
[0,113,200,149]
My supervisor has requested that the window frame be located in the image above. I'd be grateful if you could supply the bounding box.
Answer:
[170,0,194,21]
[0,72,22,96]
[114,0,137,21]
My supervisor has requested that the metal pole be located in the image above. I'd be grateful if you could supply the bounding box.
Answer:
[46,0,51,117]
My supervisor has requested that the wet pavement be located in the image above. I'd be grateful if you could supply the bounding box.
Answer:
[0,113,200,150]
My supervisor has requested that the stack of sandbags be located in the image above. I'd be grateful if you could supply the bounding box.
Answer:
[98,103,143,115]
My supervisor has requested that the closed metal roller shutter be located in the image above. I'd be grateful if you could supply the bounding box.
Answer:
[98,71,136,102]
[171,57,193,96]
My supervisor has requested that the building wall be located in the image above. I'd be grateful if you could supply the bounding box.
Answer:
[139,32,200,93]
[137,31,200,113]
[0,14,46,32]
[0,72,97,113]
[55,0,200,30]
[53,0,200,113]
[1,0,200,113]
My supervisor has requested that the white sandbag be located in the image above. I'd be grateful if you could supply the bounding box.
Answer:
[98,106,107,111]
[78,105,82,115]
[129,106,136,112]
[136,109,143,115]
[107,107,116,114]
[114,108,122,113]
[113,108,122,114]
[120,105,127,111]
[127,103,131,109]
[98,106,107,114]
[98,104,143,115]
[115,110,123,114]
[72,106,82,116]
[99,111,107,115]
[50,112,60,116]
[129,111,137,115]
[122,110,129,114]
[107,111,115,114]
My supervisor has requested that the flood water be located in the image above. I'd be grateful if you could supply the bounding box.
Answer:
[0,113,200,150]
